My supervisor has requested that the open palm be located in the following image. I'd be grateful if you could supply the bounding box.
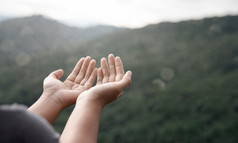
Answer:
[43,56,97,108]
[78,54,132,107]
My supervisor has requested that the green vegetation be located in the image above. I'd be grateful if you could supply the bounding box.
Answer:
[0,15,238,143]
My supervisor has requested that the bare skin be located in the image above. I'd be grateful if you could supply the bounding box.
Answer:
[28,56,97,124]
[60,54,132,143]
[28,54,132,143]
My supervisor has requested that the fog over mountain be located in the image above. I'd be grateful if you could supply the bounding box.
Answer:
[0,15,125,56]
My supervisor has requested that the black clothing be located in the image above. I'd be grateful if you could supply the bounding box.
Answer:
[0,104,59,143]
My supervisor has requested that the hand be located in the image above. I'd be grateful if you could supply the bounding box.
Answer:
[60,54,132,143]
[29,56,97,123]
[77,54,132,108]
[43,56,97,108]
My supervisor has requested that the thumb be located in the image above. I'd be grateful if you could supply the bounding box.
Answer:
[117,71,132,90]
[48,69,64,79]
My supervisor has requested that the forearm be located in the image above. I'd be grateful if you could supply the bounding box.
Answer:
[28,93,63,124]
[60,99,103,143]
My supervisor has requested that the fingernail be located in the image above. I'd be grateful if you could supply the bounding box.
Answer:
[115,56,120,60]
[109,53,114,57]
[128,71,132,76]
[101,58,106,61]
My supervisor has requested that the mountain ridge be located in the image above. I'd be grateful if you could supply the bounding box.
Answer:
[0,15,125,56]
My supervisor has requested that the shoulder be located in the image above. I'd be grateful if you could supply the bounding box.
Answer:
[0,103,27,112]
[0,104,59,143]
[0,104,29,127]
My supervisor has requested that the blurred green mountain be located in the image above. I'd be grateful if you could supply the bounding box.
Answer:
[0,15,10,22]
[0,15,238,143]
[0,15,125,57]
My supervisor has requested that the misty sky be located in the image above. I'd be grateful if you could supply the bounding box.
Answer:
[1,0,238,28]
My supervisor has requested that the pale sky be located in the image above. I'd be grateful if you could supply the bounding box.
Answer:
[1,0,238,28]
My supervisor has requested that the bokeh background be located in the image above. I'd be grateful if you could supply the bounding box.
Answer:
[1,0,238,142]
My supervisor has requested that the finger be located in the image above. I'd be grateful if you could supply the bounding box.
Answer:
[74,56,91,83]
[117,71,132,90]
[66,58,85,82]
[115,56,125,81]
[48,69,64,79]
[80,59,96,85]
[108,54,116,82]
[96,68,103,85]
[101,58,110,83]
[85,68,97,89]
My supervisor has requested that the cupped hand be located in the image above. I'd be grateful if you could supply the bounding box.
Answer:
[43,56,97,108]
[77,54,132,107]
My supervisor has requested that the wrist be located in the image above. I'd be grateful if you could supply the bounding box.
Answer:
[76,92,105,110]
[40,91,66,110]
[28,92,64,124]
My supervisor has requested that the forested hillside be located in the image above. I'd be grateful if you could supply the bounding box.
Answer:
[0,15,124,58]
[0,15,238,143]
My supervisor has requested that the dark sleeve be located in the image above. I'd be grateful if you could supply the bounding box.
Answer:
[0,104,59,143]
